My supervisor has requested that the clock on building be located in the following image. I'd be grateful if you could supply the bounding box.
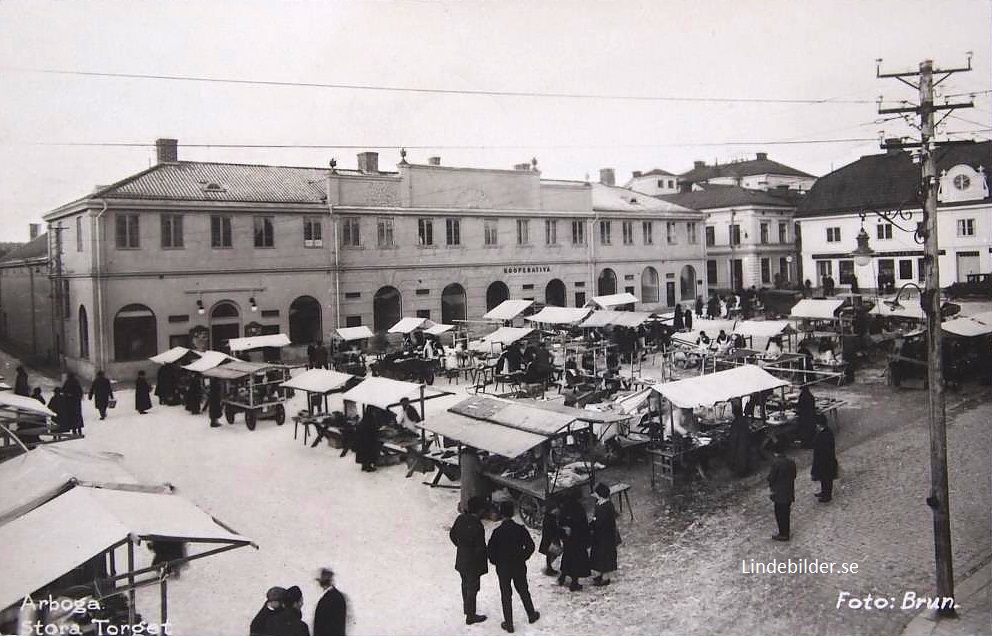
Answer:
[953,174,971,190]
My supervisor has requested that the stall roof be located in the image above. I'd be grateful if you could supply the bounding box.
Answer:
[483,299,535,322]
[789,299,844,320]
[580,310,652,328]
[943,312,992,337]
[733,320,795,338]
[651,365,789,409]
[513,398,631,424]
[388,317,434,334]
[449,395,578,436]
[424,323,456,336]
[469,327,534,351]
[201,360,275,380]
[281,369,355,394]
[0,487,251,612]
[149,346,197,365]
[671,320,739,346]
[421,411,547,458]
[182,351,235,373]
[871,301,925,321]
[228,333,291,352]
[341,376,441,410]
[587,293,639,308]
[0,393,55,417]
[525,307,591,325]
[335,325,375,341]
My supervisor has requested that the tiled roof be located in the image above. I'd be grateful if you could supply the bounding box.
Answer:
[0,233,48,264]
[591,183,701,215]
[679,157,814,183]
[658,185,798,210]
[796,140,991,218]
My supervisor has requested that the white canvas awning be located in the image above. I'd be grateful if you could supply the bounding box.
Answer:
[525,307,591,325]
[943,312,992,337]
[335,326,375,341]
[587,293,639,308]
[341,376,427,410]
[871,301,925,321]
[424,323,456,336]
[483,299,534,322]
[789,299,844,320]
[651,365,789,409]
[469,327,534,352]
[580,310,652,328]
[388,317,434,334]
[149,346,196,365]
[0,393,55,418]
[182,351,235,373]
[448,396,579,436]
[733,320,795,338]
[227,333,291,352]
[281,369,355,394]
[421,411,547,458]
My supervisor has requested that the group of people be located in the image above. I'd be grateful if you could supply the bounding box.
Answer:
[250,568,347,636]
[493,339,555,385]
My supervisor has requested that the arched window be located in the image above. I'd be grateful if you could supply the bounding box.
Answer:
[113,304,157,361]
[545,279,566,307]
[680,265,698,301]
[486,281,509,312]
[597,268,617,296]
[641,267,660,304]
[210,301,241,350]
[78,305,90,359]
[289,295,322,344]
[441,283,467,324]
[373,286,402,333]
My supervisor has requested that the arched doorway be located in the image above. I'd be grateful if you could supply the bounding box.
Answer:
[289,295,322,344]
[78,305,90,359]
[486,281,510,311]
[441,283,467,324]
[597,268,617,296]
[210,301,241,350]
[373,286,402,332]
[545,279,566,307]
[113,304,157,361]
[641,267,660,304]
[680,265,698,301]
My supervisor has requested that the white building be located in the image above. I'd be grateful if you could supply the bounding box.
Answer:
[677,152,816,193]
[624,169,680,196]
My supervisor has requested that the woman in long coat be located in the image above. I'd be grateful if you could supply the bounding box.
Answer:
[589,483,619,586]
[557,491,591,591]
[725,399,751,477]
[811,415,838,503]
[135,370,153,414]
[354,410,381,472]
[61,373,85,435]
[796,385,817,448]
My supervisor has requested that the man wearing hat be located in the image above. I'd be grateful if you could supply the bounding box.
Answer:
[273,586,310,636]
[250,586,286,636]
[449,496,489,626]
[313,567,348,636]
[767,441,798,541]
[487,500,540,633]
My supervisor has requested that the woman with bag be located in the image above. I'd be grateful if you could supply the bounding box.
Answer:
[538,502,562,576]
[589,483,620,587]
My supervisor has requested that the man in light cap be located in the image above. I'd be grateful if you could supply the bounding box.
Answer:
[250,586,286,636]
[313,567,348,636]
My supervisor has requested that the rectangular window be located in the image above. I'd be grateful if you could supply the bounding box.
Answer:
[668,180,674,189]
[253,216,275,248]
[917,257,925,283]
[705,226,715,247]
[545,219,557,245]
[445,218,460,246]
[826,227,841,243]
[760,222,769,244]
[516,219,530,245]
[621,221,634,245]
[687,222,698,244]
[160,214,184,249]
[957,218,975,237]
[761,258,771,283]
[304,218,323,248]
[571,220,585,245]
[416,309,431,320]
[484,219,498,246]
[730,224,741,246]
[642,221,653,245]
[876,223,893,240]
[599,220,612,245]
[778,222,788,243]
[838,259,855,284]
[706,260,717,284]
[899,259,913,280]
[376,217,394,248]
[574,291,586,307]
[344,292,361,299]
[211,215,232,248]
[76,216,83,252]
[418,218,434,246]
[345,315,363,328]
[667,222,677,244]
[779,257,789,280]
[816,260,833,281]
[115,214,140,249]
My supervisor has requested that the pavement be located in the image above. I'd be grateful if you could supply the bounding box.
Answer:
[902,559,992,636]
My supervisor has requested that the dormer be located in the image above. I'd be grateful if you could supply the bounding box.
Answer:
[938,164,988,203]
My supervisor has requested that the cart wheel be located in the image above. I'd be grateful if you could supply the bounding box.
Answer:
[275,404,286,425]
[517,494,543,529]
[224,405,235,424]
[245,410,257,431]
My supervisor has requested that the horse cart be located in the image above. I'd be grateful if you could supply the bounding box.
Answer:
[202,361,293,430]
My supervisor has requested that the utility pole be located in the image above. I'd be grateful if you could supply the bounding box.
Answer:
[877,56,973,618]
[49,222,67,372]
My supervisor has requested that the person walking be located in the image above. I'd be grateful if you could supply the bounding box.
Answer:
[313,567,347,636]
[135,370,152,415]
[449,495,489,626]
[538,502,562,576]
[767,442,797,541]
[61,372,85,436]
[557,490,591,591]
[208,377,224,428]
[14,366,30,397]
[589,483,620,587]
[811,414,838,503]
[487,500,540,634]
[88,371,115,420]
[250,586,287,636]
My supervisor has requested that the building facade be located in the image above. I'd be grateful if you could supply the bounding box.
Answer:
[0,227,55,365]
[624,169,680,196]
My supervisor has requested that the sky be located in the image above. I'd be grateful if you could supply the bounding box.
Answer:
[0,0,989,242]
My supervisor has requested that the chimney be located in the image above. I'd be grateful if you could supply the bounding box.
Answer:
[427,156,441,166]
[513,163,531,171]
[756,152,768,161]
[599,168,616,186]
[693,160,706,169]
[155,138,178,163]
[357,151,379,174]
[29,223,41,240]
[632,170,643,178]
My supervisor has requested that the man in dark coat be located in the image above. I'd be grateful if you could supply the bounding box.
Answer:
[208,378,224,428]
[155,362,178,405]
[796,386,817,448]
[684,307,693,331]
[14,366,30,396]
[449,496,489,625]
[313,568,347,636]
[185,375,203,414]
[673,304,684,331]
[487,500,539,634]
[557,490,591,591]
[61,372,85,435]
[272,586,310,636]
[88,370,114,420]
[538,502,561,576]
[726,399,751,477]
[48,388,64,431]
[135,370,152,415]
[250,586,287,636]
[811,415,838,503]
[590,483,620,586]
[354,410,381,472]
[767,443,797,541]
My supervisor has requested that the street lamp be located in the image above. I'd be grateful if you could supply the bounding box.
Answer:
[851,226,875,267]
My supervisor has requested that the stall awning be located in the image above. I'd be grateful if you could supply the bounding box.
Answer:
[671,320,738,346]
[525,307,591,325]
[335,326,375,341]
[228,333,291,352]
[341,377,427,410]
[587,293,639,308]
[483,299,534,322]
[651,365,789,409]
[580,310,652,328]
[182,351,235,373]
[0,487,251,612]
[448,396,578,436]
[871,302,925,321]
[201,360,274,380]
[469,327,534,352]
[733,320,795,338]
[388,317,434,334]
[943,312,992,337]
[789,299,844,320]
[281,369,355,394]
[149,346,196,365]
[424,323,456,336]
[421,411,547,458]
[0,393,55,418]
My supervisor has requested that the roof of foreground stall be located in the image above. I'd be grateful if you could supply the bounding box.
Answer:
[341,376,448,410]
[580,310,652,328]
[182,351,236,373]
[388,317,434,334]
[483,299,534,322]
[149,346,199,364]
[943,312,992,337]
[651,365,788,408]
[525,307,591,325]
[335,325,375,341]
[280,369,356,394]
[733,320,796,338]
[587,293,639,308]
[789,299,844,320]
[469,327,535,351]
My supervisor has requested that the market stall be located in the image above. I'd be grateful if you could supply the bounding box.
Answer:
[0,393,64,462]
[331,326,374,375]
[228,333,291,363]
[483,299,534,324]
[201,361,295,430]
[525,306,591,326]
[789,299,845,334]
[586,292,639,310]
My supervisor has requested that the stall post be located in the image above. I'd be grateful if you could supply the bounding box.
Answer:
[160,572,168,624]
[419,385,427,449]
[127,538,136,625]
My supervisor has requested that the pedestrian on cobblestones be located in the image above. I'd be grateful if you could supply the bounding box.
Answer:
[135,370,152,415]
[811,414,838,503]
[61,372,85,435]
[557,490,592,591]
[767,442,797,541]
[14,366,30,396]
[589,483,619,587]
[449,495,489,626]
[88,370,114,420]
[487,500,539,633]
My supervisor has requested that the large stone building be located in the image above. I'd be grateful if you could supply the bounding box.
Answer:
[0,226,55,365]
[42,140,706,380]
